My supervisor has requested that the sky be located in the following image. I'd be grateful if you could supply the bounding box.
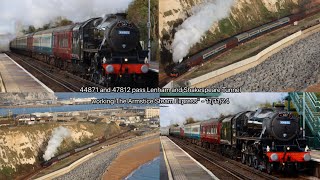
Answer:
[0,0,133,34]
[160,93,288,127]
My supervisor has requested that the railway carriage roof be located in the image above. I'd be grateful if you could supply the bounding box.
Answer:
[15,33,34,40]
[200,119,219,126]
[184,122,201,127]
[52,25,76,33]
[237,17,291,38]
[34,24,76,35]
[34,28,56,35]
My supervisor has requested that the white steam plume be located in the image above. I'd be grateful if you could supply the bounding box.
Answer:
[0,0,134,52]
[43,126,71,161]
[160,93,288,127]
[171,0,235,63]
[0,0,134,34]
[0,36,12,52]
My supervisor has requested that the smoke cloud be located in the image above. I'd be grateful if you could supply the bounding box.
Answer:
[0,0,134,52]
[160,93,288,127]
[0,0,133,34]
[43,126,71,161]
[171,0,235,63]
[0,36,12,52]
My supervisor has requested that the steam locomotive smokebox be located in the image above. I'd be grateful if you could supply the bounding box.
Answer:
[108,23,140,52]
[102,14,140,53]
[262,113,299,141]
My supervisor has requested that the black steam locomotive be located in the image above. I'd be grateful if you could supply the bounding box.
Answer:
[234,106,310,174]
[170,105,311,174]
[10,13,150,87]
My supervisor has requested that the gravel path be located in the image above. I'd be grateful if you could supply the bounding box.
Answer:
[54,135,158,180]
[210,31,320,92]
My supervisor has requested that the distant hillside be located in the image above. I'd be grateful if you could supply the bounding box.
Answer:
[160,0,316,67]
[0,123,108,179]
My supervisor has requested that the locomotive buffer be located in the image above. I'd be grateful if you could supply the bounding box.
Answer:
[161,136,218,180]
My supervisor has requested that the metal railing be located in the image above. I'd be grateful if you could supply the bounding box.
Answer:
[290,92,320,149]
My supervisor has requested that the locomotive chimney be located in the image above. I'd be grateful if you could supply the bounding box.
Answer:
[115,13,127,18]
[274,104,285,111]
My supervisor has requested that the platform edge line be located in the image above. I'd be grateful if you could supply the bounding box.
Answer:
[167,137,220,180]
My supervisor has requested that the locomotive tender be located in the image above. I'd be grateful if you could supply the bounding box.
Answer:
[169,105,311,174]
[170,9,319,77]
[10,13,149,86]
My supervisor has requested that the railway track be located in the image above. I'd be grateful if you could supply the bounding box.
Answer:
[20,129,134,180]
[6,52,104,92]
[170,137,278,180]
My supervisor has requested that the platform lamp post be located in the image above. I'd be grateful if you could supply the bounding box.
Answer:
[148,0,151,62]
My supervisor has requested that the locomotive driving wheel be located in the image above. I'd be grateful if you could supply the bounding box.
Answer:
[247,155,253,167]
[90,53,105,85]
[253,156,259,169]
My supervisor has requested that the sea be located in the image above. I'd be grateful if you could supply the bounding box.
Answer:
[0,93,159,116]
[125,156,160,180]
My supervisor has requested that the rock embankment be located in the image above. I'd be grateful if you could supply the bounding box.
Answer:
[211,32,320,91]
[55,135,158,180]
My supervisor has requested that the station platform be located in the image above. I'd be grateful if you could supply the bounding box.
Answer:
[311,150,320,162]
[0,53,53,93]
[160,136,217,180]
[149,61,159,73]
[309,150,320,178]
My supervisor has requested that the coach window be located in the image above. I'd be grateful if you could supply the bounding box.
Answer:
[54,35,58,48]
[58,35,62,48]
[64,34,68,48]
[60,34,63,47]
[62,34,65,48]
[62,35,65,48]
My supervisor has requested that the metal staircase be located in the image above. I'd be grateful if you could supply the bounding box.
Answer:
[290,92,320,149]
